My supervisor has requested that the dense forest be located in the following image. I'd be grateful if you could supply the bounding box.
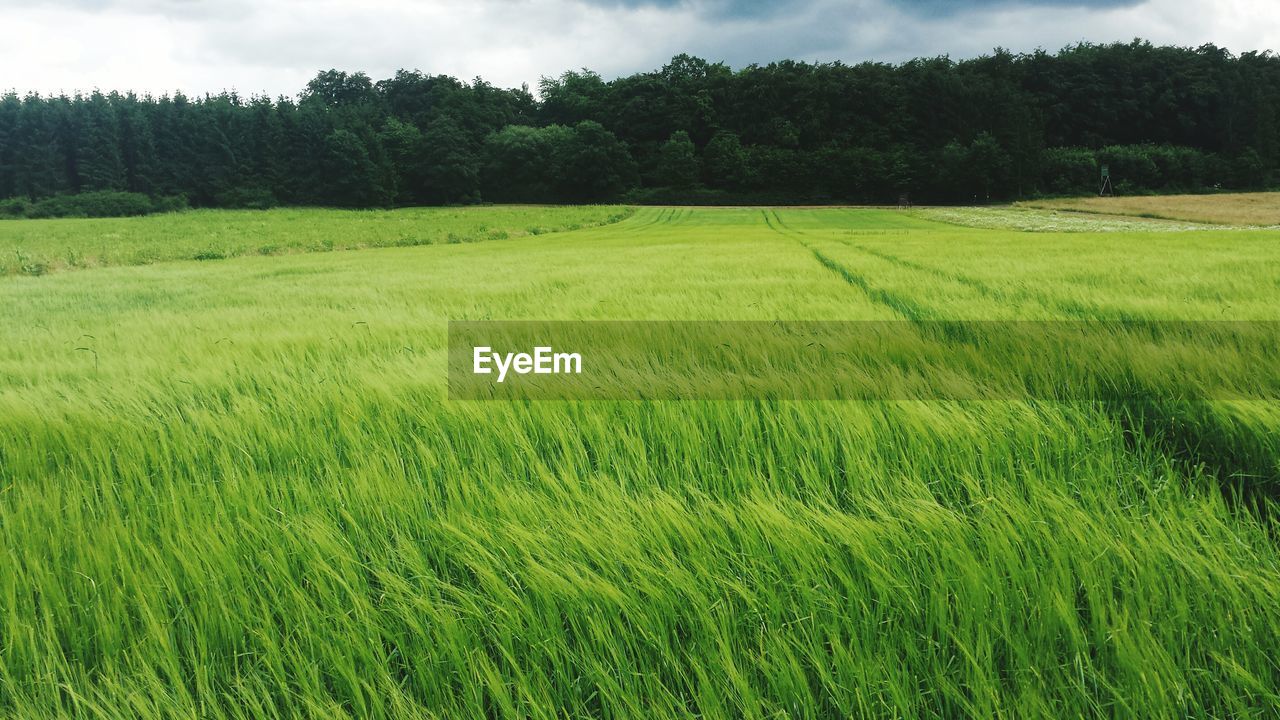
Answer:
[2,40,1278,214]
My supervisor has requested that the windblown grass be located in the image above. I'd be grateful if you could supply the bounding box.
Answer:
[1,206,1277,718]
[0,205,632,277]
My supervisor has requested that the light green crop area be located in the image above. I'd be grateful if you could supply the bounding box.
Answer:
[1,206,1278,718]
[0,205,633,276]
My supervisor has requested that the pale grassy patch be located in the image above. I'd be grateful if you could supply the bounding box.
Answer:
[1021,192,1280,226]
[913,205,1248,232]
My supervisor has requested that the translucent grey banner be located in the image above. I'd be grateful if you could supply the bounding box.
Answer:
[447,320,1280,401]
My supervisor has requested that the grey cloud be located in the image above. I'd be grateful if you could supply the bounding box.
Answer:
[575,0,1146,16]
[889,0,1146,14]
[2,0,1274,99]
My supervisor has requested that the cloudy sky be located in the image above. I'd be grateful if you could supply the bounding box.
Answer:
[2,0,1277,98]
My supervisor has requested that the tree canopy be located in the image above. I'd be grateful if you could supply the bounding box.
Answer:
[2,41,1278,213]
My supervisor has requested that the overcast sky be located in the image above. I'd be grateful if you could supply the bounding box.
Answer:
[2,0,1276,98]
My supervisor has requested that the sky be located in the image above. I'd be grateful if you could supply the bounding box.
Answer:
[2,0,1277,98]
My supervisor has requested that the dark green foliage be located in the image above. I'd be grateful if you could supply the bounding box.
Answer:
[1231,147,1269,189]
[213,186,276,210]
[5,191,186,219]
[938,133,1012,202]
[556,121,637,202]
[481,125,570,202]
[0,196,28,217]
[1039,147,1098,195]
[421,116,480,204]
[655,131,699,189]
[320,129,392,207]
[379,117,428,204]
[0,40,1277,209]
[479,122,637,202]
[702,131,748,189]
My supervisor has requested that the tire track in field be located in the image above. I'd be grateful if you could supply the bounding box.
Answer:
[604,207,692,242]
[860,240,1280,504]
[835,237,1280,508]
[618,207,673,235]
[764,210,934,322]
[606,207,676,236]
[779,213,1279,510]
[832,238,1101,319]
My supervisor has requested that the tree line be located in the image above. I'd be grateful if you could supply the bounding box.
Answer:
[1,40,1278,214]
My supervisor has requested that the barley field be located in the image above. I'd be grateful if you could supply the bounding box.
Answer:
[0,206,632,277]
[1,205,1277,718]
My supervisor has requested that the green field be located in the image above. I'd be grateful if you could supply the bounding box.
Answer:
[1,206,1278,718]
[0,206,632,277]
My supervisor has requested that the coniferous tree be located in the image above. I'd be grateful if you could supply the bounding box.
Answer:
[2,42,1279,212]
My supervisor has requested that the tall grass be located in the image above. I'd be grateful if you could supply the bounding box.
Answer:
[0,207,1277,718]
[0,205,633,277]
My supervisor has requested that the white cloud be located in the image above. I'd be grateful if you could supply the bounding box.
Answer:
[0,0,1276,98]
